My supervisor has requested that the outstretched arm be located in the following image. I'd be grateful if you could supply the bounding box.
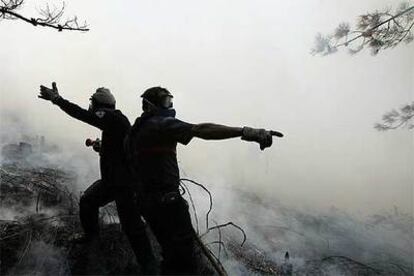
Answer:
[191,123,284,150]
[191,123,243,140]
[53,97,105,129]
[38,82,107,130]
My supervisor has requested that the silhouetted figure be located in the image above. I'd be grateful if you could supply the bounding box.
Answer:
[126,86,283,275]
[281,251,293,275]
[38,82,156,274]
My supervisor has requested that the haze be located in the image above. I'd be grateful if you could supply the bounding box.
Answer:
[1,0,413,214]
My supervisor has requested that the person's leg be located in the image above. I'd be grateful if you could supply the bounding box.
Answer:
[143,195,197,275]
[165,198,197,275]
[115,188,158,274]
[78,180,113,241]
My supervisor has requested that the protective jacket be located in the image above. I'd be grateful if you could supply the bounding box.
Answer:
[126,109,194,193]
[54,97,131,185]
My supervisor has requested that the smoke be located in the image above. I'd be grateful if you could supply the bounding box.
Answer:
[0,202,59,222]
[0,109,100,192]
[0,110,99,227]
[1,100,412,274]
[1,1,413,273]
[182,180,413,273]
[8,241,71,276]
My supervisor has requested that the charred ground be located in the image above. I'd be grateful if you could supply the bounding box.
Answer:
[0,141,412,275]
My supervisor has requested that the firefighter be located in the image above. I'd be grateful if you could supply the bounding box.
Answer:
[126,86,284,275]
[38,82,156,274]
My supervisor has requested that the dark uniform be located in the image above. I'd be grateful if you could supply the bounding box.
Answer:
[127,110,197,275]
[54,97,155,270]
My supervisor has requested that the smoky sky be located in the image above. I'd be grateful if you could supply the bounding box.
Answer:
[0,0,413,214]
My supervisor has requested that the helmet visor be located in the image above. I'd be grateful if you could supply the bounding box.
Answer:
[161,95,173,108]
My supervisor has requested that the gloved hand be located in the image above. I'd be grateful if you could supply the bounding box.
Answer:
[241,126,284,150]
[38,82,61,103]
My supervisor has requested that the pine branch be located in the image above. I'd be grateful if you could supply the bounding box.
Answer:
[336,6,414,49]
[312,4,414,55]
[375,102,414,131]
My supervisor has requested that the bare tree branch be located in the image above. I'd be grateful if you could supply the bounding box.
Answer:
[0,0,89,32]
[180,182,200,235]
[202,222,247,247]
[180,178,213,231]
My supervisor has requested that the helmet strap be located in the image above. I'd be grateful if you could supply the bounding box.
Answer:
[142,98,159,113]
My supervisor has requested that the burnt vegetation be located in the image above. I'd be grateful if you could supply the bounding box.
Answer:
[1,140,412,275]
